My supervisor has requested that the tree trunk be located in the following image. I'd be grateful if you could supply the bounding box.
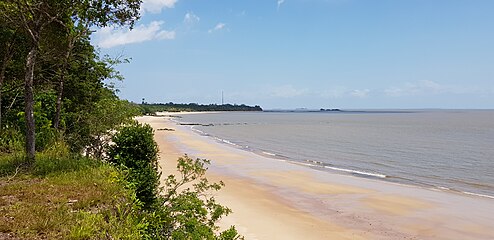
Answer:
[53,72,64,129]
[0,43,12,131]
[0,82,3,132]
[0,63,4,130]
[54,39,74,130]
[25,47,37,162]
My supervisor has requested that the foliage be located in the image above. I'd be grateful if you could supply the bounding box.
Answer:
[0,0,142,161]
[140,102,263,114]
[143,155,241,240]
[0,127,24,155]
[107,123,241,239]
[1,1,242,239]
[108,122,160,209]
[15,91,59,151]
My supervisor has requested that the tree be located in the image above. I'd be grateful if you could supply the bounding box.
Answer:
[0,22,16,130]
[0,0,140,162]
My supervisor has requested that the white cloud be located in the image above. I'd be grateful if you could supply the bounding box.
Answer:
[184,11,200,25]
[350,89,370,98]
[94,21,175,48]
[384,80,489,97]
[318,87,347,99]
[208,23,226,33]
[318,87,371,99]
[141,0,177,14]
[277,0,285,10]
[271,85,308,98]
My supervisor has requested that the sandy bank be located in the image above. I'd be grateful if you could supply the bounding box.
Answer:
[138,115,494,240]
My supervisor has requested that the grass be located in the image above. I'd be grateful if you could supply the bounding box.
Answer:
[0,145,143,239]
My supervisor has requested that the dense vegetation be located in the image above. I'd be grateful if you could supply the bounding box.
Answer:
[0,0,239,239]
[140,102,263,114]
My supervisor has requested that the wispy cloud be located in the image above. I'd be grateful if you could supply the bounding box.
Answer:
[94,21,175,48]
[270,85,309,98]
[141,0,178,14]
[350,89,370,98]
[277,0,285,10]
[383,80,487,97]
[318,87,371,99]
[208,23,226,33]
[184,11,200,25]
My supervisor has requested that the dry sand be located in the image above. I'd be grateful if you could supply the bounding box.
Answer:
[138,115,494,240]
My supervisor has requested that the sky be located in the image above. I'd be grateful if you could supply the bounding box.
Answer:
[92,0,494,109]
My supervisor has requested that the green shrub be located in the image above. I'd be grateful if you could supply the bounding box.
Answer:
[144,155,242,240]
[108,122,160,209]
[107,122,241,239]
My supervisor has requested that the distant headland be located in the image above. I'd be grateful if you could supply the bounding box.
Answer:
[139,102,263,114]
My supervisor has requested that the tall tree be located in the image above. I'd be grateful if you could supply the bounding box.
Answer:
[0,24,16,130]
[0,0,140,162]
[52,0,140,130]
[0,0,59,161]
[53,23,84,129]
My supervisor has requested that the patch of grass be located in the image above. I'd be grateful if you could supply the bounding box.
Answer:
[0,155,143,239]
[32,141,98,177]
[0,153,26,177]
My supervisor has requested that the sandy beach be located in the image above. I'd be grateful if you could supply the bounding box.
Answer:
[138,114,494,240]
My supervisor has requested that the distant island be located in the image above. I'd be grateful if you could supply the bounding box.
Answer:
[139,102,263,114]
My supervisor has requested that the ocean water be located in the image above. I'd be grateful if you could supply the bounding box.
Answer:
[174,110,494,198]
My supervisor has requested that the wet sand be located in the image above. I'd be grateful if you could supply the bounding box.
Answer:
[138,115,494,240]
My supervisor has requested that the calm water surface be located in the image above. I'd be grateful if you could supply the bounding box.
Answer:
[175,110,494,198]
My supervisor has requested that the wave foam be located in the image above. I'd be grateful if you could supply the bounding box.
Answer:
[323,166,387,178]
[462,191,494,199]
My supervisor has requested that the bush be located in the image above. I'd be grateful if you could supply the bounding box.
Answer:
[144,155,241,240]
[107,123,241,239]
[108,122,160,209]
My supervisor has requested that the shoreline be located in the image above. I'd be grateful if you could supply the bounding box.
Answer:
[138,115,494,240]
[165,111,494,200]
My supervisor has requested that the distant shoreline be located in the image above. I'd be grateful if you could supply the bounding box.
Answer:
[138,102,262,114]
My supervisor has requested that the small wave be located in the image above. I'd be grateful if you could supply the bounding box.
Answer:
[191,128,207,135]
[323,166,387,178]
[212,137,239,147]
[461,191,494,199]
[221,139,239,147]
[262,151,277,156]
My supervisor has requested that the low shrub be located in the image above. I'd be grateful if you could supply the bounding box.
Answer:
[107,122,160,209]
[107,123,241,239]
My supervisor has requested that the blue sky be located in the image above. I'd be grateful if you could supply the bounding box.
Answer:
[93,0,494,109]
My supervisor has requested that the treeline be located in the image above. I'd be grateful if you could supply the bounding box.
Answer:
[0,0,239,239]
[0,0,142,159]
[140,102,263,114]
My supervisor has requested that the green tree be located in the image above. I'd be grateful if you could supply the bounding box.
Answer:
[0,20,16,130]
[0,0,140,162]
